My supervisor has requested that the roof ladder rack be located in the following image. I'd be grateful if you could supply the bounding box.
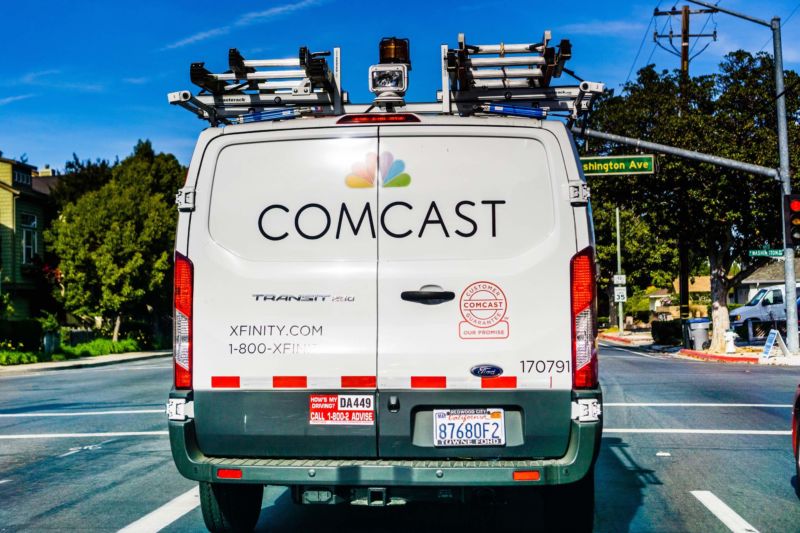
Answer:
[168,46,344,125]
[438,31,603,121]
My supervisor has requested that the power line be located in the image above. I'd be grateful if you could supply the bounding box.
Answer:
[758,1,800,52]
[646,9,673,66]
[625,9,658,85]
[689,9,717,54]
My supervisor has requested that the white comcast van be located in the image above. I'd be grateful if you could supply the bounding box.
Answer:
[167,37,602,533]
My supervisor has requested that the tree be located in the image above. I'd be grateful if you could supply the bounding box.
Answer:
[586,51,800,351]
[50,154,116,211]
[45,141,184,341]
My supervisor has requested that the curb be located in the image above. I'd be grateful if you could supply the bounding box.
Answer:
[678,348,760,364]
[598,334,635,345]
[0,351,171,375]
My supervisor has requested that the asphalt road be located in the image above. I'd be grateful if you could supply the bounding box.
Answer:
[1,345,799,532]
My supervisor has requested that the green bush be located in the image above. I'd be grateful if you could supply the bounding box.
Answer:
[651,319,683,345]
[0,320,43,352]
[0,351,39,365]
[633,310,651,323]
[59,338,140,359]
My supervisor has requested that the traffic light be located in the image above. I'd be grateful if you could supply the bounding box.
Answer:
[784,194,800,246]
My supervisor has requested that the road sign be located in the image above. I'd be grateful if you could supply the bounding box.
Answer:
[580,155,655,176]
[748,249,784,257]
[613,274,626,285]
[614,286,627,303]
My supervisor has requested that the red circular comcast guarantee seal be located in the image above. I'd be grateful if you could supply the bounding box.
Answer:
[460,281,507,328]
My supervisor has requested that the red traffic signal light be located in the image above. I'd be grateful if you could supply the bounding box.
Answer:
[784,194,800,246]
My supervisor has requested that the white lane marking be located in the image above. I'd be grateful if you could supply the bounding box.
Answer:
[692,490,760,533]
[0,431,168,440]
[118,486,200,533]
[604,403,792,408]
[0,479,10,485]
[0,409,164,418]
[58,450,81,458]
[604,428,790,435]
[58,439,116,458]
[656,451,672,457]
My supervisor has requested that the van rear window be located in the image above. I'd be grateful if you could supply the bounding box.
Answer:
[208,135,557,262]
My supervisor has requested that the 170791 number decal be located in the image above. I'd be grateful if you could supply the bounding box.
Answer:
[519,360,571,373]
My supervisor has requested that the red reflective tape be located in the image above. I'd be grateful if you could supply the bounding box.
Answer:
[481,376,517,389]
[513,470,540,481]
[273,376,307,388]
[211,376,240,388]
[341,376,377,388]
[411,376,447,389]
[217,468,242,479]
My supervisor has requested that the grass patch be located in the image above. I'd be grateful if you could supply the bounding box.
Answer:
[59,338,140,359]
[0,338,142,366]
[0,351,39,365]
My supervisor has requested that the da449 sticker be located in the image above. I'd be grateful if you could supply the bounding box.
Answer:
[309,394,375,425]
[459,281,509,340]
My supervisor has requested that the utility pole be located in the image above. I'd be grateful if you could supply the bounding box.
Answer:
[653,5,717,331]
[684,0,797,353]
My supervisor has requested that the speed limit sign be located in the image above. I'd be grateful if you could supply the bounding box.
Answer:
[614,286,627,303]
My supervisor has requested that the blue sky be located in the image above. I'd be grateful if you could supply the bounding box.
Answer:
[1,0,798,169]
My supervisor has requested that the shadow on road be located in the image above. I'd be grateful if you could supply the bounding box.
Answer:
[594,437,658,533]
[248,438,659,532]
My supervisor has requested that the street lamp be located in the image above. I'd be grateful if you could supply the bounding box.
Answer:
[687,0,796,353]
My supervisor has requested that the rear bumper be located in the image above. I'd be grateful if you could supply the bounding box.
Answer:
[168,390,602,487]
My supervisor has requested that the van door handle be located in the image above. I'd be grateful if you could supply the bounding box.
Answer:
[401,291,455,305]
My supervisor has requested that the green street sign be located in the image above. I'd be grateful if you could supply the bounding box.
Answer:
[581,155,655,176]
[748,249,784,257]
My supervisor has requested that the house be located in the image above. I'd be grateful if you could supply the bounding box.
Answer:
[0,156,56,318]
[736,259,800,304]
[672,275,711,294]
[647,289,671,311]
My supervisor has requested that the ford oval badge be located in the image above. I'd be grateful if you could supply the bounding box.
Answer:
[470,364,504,378]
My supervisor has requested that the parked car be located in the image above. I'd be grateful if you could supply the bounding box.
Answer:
[729,286,800,333]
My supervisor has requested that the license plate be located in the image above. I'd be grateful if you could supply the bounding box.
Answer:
[433,408,505,447]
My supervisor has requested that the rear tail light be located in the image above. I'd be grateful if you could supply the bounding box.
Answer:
[336,113,420,124]
[571,247,598,389]
[174,252,193,389]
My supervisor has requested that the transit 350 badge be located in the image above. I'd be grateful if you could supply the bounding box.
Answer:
[459,281,509,340]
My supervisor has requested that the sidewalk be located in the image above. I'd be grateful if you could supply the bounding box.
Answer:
[598,331,654,346]
[0,350,171,375]
[599,330,800,365]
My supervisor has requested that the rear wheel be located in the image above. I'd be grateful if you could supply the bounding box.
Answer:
[199,481,263,533]
[543,467,595,532]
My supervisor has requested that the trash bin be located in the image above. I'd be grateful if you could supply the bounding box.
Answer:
[686,318,710,350]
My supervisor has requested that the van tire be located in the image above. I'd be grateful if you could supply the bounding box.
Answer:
[199,481,263,533]
[543,467,595,532]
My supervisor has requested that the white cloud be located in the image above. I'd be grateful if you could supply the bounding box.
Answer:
[16,69,105,92]
[162,0,323,50]
[162,27,232,51]
[123,77,150,85]
[20,69,61,84]
[559,20,647,36]
[0,94,35,106]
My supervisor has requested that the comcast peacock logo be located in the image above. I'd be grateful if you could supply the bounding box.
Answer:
[345,152,411,188]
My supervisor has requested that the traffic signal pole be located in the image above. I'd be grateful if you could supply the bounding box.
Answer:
[686,0,796,353]
[773,18,798,354]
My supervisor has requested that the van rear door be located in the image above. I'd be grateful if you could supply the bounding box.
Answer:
[190,127,380,457]
[376,125,577,458]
